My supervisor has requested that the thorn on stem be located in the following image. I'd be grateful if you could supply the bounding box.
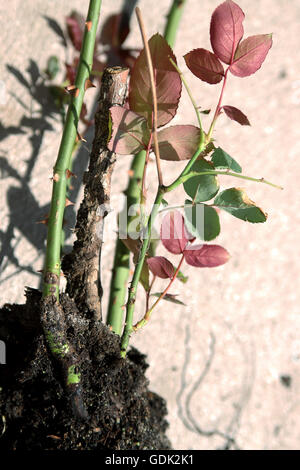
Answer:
[65,198,75,207]
[64,85,79,97]
[76,131,87,143]
[51,173,60,182]
[36,218,49,226]
[66,169,77,179]
[85,78,96,90]
[85,20,92,31]
[37,213,49,225]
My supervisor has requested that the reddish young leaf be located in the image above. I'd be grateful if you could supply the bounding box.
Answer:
[184,244,230,267]
[184,48,224,84]
[222,105,250,126]
[155,125,201,161]
[147,256,174,279]
[230,34,273,77]
[108,106,150,155]
[160,211,192,255]
[66,12,85,52]
[129,33,182,127]
[210,0,245,65]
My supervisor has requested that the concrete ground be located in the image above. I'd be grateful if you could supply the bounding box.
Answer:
[1,0,300,450]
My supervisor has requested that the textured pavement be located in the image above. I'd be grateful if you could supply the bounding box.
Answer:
[0,0,300,449]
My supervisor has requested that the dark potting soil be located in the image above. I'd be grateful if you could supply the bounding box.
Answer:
[0,288,170,450]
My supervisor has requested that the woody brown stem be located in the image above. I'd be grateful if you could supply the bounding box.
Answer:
[62,67,129,320]
[135,7,163,187]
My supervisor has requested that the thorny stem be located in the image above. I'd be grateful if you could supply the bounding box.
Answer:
[135,7,163,187]
[39,0,102,417]
[133,254,185,331]
[107,151,146,334]
[120,189,164,357]
[42,0,102,299]
[164,0,187,47]
[107,0,186,334]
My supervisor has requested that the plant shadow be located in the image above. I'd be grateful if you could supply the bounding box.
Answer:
[0,56,91,291]
[0,3,138,295]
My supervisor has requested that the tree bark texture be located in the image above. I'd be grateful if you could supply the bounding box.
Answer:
[62,66,129,320]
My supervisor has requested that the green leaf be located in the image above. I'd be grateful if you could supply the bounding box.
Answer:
[183,159,219,202]
[176,270,188,284]
[184,200,220,241]
[151,293,185,306]
[214,188,267,223]
[211,147,242,173]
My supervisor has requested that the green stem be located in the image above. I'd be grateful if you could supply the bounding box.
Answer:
[43,0,102,299]
[106,241,129,335]
[169,57,203,130]
[165,169,283,192]
[120,189,165,357]
[107,150,146,334]
[164,0,187,47]
[107,0,186,335]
